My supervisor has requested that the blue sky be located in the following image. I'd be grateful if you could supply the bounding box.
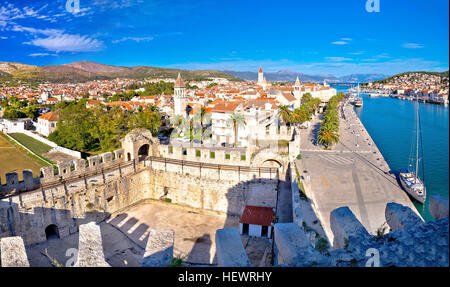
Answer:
[0,0,448,76]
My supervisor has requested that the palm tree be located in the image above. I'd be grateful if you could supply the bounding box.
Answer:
[227,112,246,147]
[170,115,184,137]
[277,105,293,126]
[194,106,210,144]
[318,124,339,149]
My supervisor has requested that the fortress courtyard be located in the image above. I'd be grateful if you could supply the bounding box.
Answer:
[24,200,270,267]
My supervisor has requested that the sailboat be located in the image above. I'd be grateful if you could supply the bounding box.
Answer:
[354,84,363,107]
[399,93,426,204]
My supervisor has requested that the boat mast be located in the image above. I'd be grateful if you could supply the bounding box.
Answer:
[415,92,419,184]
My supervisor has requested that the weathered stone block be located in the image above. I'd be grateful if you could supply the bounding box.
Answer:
[330,206,371,249]
[100,152,113,164]
[429,195,449,219]
[1,237,29,267]
[114,149,124,161]
[273,223,323,266]
[385,202,423,231]
[74,222,110,267]
[141,229,175,267]
[215,228,252,267]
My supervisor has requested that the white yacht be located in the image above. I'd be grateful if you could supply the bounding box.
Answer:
[399,94,426,204]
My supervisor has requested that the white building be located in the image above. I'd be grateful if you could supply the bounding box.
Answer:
[296,83,336,103]
[0,118,33,133]
[36,111,59,137]
[239,205,274,238]
[210,101,244,145]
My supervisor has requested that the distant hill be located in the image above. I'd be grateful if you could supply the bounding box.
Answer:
[0,61,243,84]
[372,71,449,84]
[223,70,389,83]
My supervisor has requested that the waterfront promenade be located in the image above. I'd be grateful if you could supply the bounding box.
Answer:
[296,101,420,246]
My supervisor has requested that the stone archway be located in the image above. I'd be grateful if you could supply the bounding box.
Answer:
[45,224,59,240]
[138,144,150,161]
[121,128,160,162]
[261,159,283,168]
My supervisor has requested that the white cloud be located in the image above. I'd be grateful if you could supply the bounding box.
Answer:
[348,51,365,55]
[402,43,424,49]
[332,38,352,45]
[28,52,57,57]
[25,34,104,52]
[11,25,64,36]
[325,57,352,62]
[332,41,348,45]
[112,36,154,44]
[0,36,7,39]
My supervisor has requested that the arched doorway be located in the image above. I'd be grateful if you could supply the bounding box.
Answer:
[127,152,131,161]
[261,159,283,168]
[45,224,59,240]
[137,144,150,161]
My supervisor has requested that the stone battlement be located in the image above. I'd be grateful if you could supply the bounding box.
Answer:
[0,221,176,267]
[0,149,125,194]
[215,195,449,267]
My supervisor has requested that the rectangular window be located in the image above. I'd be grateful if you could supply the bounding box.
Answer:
[225,154,230,160]
[196,150,201,157]
[168,146,173,154]
[210,151,215,159]
[182,148,187,156]
[241,155,246,161]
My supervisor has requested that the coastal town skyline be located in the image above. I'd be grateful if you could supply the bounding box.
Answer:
[0,0,448,272]
[0,0,448,76]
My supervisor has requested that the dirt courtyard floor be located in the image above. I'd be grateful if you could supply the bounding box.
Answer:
[26,200,260,267]
[42,150,78,163]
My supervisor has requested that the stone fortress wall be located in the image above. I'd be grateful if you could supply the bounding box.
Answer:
[0,128,448,267]
[0,128,280,248]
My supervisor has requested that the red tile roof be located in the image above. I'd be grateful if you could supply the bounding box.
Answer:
[211,101,242,113]
[38,111,59,121]
[239,205,274,226]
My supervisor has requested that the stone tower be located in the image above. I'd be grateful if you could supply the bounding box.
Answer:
[293,76,301,99]
[258,66,264,84]
[174,73,187,117]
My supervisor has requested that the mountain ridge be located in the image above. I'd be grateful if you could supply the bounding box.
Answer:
[223,69,390,83]
[0,61,243,84]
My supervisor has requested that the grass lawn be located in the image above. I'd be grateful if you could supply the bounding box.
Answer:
[9,133,53,155]
[0,133,50,184]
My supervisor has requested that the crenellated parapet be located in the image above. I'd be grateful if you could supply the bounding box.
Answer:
[0,170,40,194]
[215,196,449,267]
[0,149,125,195]
[1,221,176,267]
[158,143,251,166]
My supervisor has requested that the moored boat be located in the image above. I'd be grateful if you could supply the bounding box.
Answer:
[399,168,426,203]
[399,93,426,204]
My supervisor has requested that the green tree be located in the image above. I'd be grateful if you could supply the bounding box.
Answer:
[277,105,293,126]
[227,112,246,147]
[194,106,210,144]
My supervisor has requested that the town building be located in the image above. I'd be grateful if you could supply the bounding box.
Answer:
[36,111,60,137]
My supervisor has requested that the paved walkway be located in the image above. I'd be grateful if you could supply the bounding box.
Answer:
[295,102,419,245]
[276,167,293,223]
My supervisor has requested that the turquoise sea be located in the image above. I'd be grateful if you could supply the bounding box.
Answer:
[334,85,449,221]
